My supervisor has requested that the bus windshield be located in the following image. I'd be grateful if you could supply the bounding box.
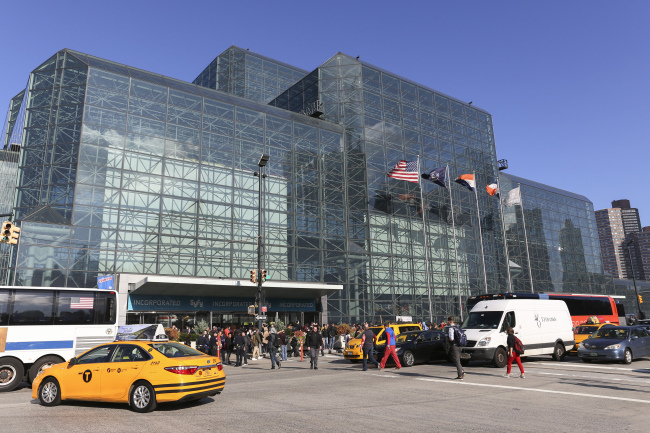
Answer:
[463,311,503,329]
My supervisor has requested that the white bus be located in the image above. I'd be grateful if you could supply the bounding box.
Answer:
[0,286,117,391]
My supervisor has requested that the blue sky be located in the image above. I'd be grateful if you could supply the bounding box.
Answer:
[2,0,648,226]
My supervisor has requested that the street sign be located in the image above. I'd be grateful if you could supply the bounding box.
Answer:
[255,315,268,321]
[261,306,267,313]
[97,275,114,290]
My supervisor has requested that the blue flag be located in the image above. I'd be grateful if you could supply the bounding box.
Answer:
[422,167,447,188]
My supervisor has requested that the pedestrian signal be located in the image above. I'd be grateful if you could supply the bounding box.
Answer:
[248,305,256,315]
[261,269,267,283]
[250,269,257,283]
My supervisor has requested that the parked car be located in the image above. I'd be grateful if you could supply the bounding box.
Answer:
[577,326,650,364]
[375,330,447,367]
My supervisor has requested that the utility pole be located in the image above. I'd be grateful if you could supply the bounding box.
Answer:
[255,154,270,331]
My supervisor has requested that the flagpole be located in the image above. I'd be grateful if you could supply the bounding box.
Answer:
[418,156,433,325]
[518,182,535,293]
[473,171,488,294]
[497,176,513,292]
[447,165,463,321]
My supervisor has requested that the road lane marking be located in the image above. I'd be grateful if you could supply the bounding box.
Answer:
[524,362,647,372]
[370,374,399,378]
[533,371,650,385]
[415,378,650,403]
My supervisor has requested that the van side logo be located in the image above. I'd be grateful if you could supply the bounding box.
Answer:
[535,313,558,328]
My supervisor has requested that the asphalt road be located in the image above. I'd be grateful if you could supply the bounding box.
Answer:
[2,353,650,433]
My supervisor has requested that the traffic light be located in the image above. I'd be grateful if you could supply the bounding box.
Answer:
[639,295,643,304]
[1,221,19,244]
[1,222,11,243]
[261,269,267,283]
[250,269,257,283]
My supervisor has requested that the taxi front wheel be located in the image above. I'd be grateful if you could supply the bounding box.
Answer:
[130,381,157,413]
[38,377,61,407]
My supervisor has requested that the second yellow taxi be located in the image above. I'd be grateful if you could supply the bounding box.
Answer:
[344,323,421,362]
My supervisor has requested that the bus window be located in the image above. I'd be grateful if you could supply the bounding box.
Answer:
[55,291,95,324]
[0,290,9,325]
[11,290,54,325]
[95,292,117,325]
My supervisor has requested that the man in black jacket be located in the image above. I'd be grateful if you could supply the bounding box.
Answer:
[196,330,209,354]
[306,324,323,370]
[208,331,219,356]
[328,323,338,353]
[233,330,246,367]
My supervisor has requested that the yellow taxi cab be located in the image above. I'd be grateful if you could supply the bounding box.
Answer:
[31,325,225,412]
[344,323,421,362]
[572,322,615,353]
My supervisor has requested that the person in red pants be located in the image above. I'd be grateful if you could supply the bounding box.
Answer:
[379,321,402,370]
[504,327,524,378]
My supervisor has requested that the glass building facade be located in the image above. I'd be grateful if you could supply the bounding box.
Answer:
[270,53,507,321]
[499,173,613,295]
[192,46,308,104]
[1,47,627,325]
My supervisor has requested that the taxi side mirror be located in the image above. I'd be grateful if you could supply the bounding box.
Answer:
[68,357,77,366]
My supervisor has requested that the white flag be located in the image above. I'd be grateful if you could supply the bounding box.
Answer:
[503,187,521,207]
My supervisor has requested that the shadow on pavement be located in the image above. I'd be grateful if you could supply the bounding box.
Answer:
[29,397,217,412]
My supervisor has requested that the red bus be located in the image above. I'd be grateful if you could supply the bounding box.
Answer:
[466,293,626,327]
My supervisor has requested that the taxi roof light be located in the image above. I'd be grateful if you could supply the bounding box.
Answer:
[164,366,199,375]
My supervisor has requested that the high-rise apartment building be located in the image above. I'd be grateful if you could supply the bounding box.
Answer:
[596,200,642,279]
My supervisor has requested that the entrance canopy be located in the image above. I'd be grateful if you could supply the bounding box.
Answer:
[125,275,342,299]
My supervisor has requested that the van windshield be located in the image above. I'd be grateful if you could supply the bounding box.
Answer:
[463,311,503,329]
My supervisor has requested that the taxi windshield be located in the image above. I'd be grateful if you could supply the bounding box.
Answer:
[150,342,204,358]
[367,327,382,336]
[574,326,597,334]
[593,328,629,340]
[396,332,420,343]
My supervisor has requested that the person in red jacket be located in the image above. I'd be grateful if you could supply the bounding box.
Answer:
[379,322,402,369]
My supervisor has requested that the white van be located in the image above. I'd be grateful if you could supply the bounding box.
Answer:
[460,299,575,368]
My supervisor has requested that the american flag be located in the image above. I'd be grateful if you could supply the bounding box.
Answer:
[387,160,420,183]
[70,297,94,309]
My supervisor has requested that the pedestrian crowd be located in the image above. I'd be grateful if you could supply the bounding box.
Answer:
[175,316,523,380]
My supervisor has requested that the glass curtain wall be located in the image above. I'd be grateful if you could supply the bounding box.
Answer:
[193,46,308,104]
[271,53,507,323]
[12,49,345,294]
[499,173,613,294]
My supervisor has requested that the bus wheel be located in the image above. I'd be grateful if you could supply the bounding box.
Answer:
[29,356,64,383]
[0,358,24,392]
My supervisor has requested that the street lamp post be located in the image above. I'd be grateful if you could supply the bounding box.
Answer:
[255,154,270,332]
[624,240,644,320]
